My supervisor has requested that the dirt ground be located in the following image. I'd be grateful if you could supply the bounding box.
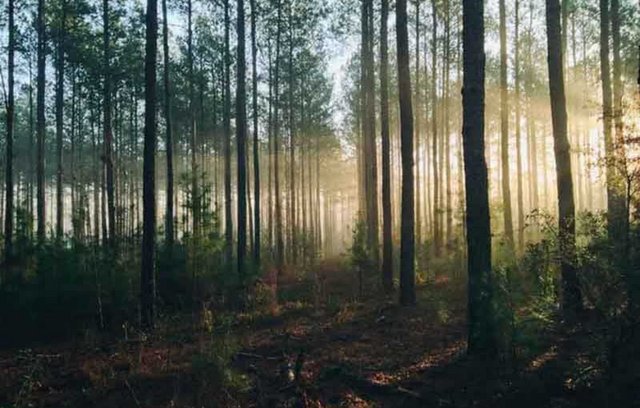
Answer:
[1,266,637,407]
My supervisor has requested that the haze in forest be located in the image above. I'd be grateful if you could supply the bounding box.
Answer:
[0,0,639,406]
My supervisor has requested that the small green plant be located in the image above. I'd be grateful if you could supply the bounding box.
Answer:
[349,215,375,298]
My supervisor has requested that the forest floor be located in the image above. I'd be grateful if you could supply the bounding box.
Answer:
[0,260,637,407]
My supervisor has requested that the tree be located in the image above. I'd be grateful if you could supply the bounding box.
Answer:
[463,0,496,355]
[36,0,46,244]
[162,0,174,245]
[514,0,524,252]
[499,0,514,250]
[56,0,67,240]
[103,0,116,246]
[610,0,628,250]
[141,0,158,329]
[361,0,378,268]
[273,1,284,274]
[545,0,580,316]
[250,0,260,267]
[223,0,233,270]
[380,0,393,292]
[431,0,441,257]
[236,0,247,279]
[397,0,415,306]
[187,0,199,236]
[4,0,15,261]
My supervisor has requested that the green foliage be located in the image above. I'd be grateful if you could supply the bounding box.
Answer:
[191,319,250,403]
[0,242,138,346]
[576,211,627,318]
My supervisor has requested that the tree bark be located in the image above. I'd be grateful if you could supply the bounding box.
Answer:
[103,0,116,246]
[55,0,66,240]
[141,0,158,328]
[397,0,415,306]
[251,0,260,267]
[499,0,514,250]
[515,0,524,252]
[224,0,233,270]
[237,0,248,280]
[162,0,174,246]
[431,0,441,257]
[36,0,46,244]
[545,0,580,316]
[463,0,496,355]
[361,0,379,269]
[380,0,393,293]
[4,0,15,262]
[610,0,628,249]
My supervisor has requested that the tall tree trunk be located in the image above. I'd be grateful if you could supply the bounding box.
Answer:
[361,0,379,269]
[444,0,452,250]
[414,0,421,245]
[103,0,116,246]
[380,0,393,293]
[4,0,15,262]
[599,0,623,241]
[610,0,628,250]
[431,0,441,257]
[187,0,199,236]
[141,0,158,329]
[515,0,524,252]
[463,0,496,356]
[162,0,174,246]
[527,0,538,212]
[236,0,247,280]
[36,0,46,244]
[250,0,260,267]
[288,5,296,264]
[396,0,415,306]
[274,1,284,274]
[545,0,580,316]
[499,0,514,250]
[56,0,66,241]
[223,0,233,269]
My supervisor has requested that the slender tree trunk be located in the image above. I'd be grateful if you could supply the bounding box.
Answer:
[162,0,174,246]
[236,0,247,280]
[187,0,199,236]
[431,0,441,257]
[4,0,15,262]
[463,0,496,356]
[274,1,284,274]
[28,61,35,240]
[250,0,260,267]
[288,6,296,264]
[610,0,628,249]
[545,0,580,316]
[103,0,116,246]
[499,0,514,250]
[527,0,538,212]
[414,0,421,245]
[600,0,624,241]
[380,0,393,293]
[515,0,524,252]
[56,0,66,240]
[36,0,46,244]
[361,0,379,269]
[397,0,415,306]
[444,0,452,250]
[224,0,233,269]
[141,0,158,329]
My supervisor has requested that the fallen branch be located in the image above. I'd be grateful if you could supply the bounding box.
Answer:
[124,379,141,408]
[236,351,281,361]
